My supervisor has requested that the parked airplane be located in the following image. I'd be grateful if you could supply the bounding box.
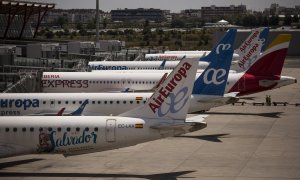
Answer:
[2,30,236,116]
[162,27,269,57]
[42,34,296,96]
[0,56,209,158]
[88,28,268,71]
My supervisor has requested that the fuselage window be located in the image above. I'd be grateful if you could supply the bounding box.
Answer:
[5,128,9,132]
[98,101,101,104]
[116,101,119,104]
[143,101,146,104]
[104,101,107,104]
[13,127,17,132]
[89,81,92,83]
[135,81,138,84]
[110,101,113,104]
[107,81,109,84]
[117,81,120,84]
[110,81,113,84]
[94,127,98,132]
[93,81,95,84]
[58,101,61,104]
[48,127,52,131]
[73,101,76,104]
[79,101,82,104]
[123,101,126,104]
[103,81,105,84]
[43,101,46,104]
[136,101,140,104]
[85,127,89,131]
[65,101,69,104]
[39,127,43,132]
[51,101,54,104]
[139,81,141,84]
[92,101,95,104]
[30,127,34,132]
[142,81,145,84]
[100,81,102,84]
[57,127,61,132]
[130,101,133,104]
[76,127,80,132]
[66,127,71,132]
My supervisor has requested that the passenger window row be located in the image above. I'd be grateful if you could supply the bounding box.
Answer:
[2,127,98,133]
[88,81,157,84]
[44,100,147,105]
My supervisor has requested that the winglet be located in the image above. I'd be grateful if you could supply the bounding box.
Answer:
[200,29,236,62]
[69,99,89,116]
[120,57,199,120]
[57,108,66,116]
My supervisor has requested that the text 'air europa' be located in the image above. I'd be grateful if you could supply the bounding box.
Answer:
[148,62,192,113]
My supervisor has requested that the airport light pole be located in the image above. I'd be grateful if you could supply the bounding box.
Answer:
[96,0,99,42]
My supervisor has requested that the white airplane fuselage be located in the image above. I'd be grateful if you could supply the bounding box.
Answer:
[0,93,236,116]
[0,116,205,158]
[41,71,296,96]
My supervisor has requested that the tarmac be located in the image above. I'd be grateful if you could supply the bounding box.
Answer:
[0,58,300,180]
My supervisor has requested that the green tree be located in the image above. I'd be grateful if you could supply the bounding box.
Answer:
[171,19,185,28]
[45,31,54,39]
[56,16,68,28]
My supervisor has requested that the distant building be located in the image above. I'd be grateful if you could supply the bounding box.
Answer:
[267,4,300,16]
[201,5,247,21]
[180,9,202,18]
[111,8,169,22]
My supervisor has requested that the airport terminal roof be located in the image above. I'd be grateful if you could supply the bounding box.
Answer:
[0,0,55,15]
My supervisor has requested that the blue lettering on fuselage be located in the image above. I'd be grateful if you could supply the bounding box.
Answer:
[0,99,39,110]
[89,65,128,70]
[49,130,98,151]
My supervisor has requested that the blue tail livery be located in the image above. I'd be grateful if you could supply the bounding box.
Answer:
[259,27,270,52]
[200,29,236,63]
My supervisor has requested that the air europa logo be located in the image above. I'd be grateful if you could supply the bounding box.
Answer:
[0,99,39,110]
[239,30,259,52]
[148,62,192,114]
[89,65,128,70]
[203,68,227,85]
[216,44,231,54]
[238,43,259,69]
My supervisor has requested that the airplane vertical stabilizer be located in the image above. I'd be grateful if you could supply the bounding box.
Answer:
[120,57,198,120]
[200,29,236,62]
[245,34,292,76]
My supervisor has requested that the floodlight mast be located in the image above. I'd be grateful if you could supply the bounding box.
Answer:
[96,0,99,41]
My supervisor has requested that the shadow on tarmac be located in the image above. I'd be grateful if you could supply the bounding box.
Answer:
[0,170,195,180]
[204,111,284,118]
[176,133,230,142]
[0,158,44,170]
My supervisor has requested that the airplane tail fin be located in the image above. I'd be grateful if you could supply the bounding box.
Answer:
[246,34,292,76]
[200,29,237,62]
[259,27,270,52]
[120,58,198,120]
[193,49,234,96]
[69,99,89,116]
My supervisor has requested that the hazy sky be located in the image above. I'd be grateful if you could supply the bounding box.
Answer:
[37,0,299,12]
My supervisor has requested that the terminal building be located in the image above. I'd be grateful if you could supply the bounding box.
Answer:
[111,8,169,22]
[201,5,247,21]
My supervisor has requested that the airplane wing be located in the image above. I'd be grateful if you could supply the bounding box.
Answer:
[150,115,208,130]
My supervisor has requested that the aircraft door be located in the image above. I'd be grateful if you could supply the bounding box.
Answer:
[106,119,116,142]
